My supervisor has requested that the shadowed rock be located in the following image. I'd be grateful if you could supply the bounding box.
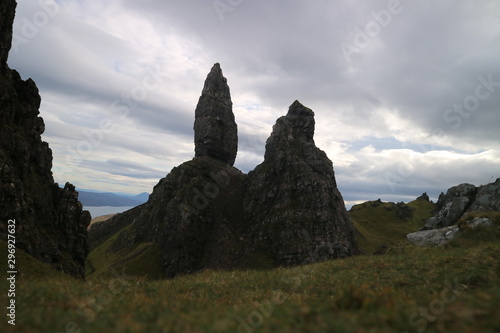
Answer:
[194,63,237,166]
[0,1,90,278]
[244,100,359,266]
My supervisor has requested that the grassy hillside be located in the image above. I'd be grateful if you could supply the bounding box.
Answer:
[84,198,436,280]
[1,221,499,332]
[86,223,164,280]
[351,199,436,254]
[88,213,116,229]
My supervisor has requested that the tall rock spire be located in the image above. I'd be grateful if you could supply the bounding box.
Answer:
[194,63,238,166]
[244,100,359,265]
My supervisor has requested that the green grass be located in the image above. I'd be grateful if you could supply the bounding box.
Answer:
[85,198,435,279]
[351,199,435,254]
[1,223,499,332]
[86,223,164,280]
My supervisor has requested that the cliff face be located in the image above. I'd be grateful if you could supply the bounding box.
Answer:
[0,1,90,278]
[89,64,358,278]
[244,101,359,265]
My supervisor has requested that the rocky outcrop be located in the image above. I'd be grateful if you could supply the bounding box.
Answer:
[407,226,461,247]
[89,67,358,278]
[0,1,90,278]
[89,66,246,278]
[416,192,430,202]
[423,179,499,230]
[244,101,359,265]
[131,157,245,277]
[194,63,237,166]
[467,178,500,212]
[408,178,499,246]
[407,217,494,247]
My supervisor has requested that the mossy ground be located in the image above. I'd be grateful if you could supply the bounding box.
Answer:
[1,219,499,332]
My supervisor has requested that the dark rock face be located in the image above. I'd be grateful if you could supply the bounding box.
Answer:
[194,63,237,166]
[134,157,246,278]
[244,101,359,265]
[0,1,15,74]
[0,1,90,278]
[89,69,358,278]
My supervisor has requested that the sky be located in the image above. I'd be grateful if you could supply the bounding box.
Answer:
[7,0,500,207]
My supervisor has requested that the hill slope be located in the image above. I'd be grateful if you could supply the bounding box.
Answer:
[350,198,436,254]
[5,223,500,332]
[85,198,435,279]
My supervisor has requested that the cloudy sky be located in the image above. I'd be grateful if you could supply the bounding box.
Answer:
[8,0,500,207]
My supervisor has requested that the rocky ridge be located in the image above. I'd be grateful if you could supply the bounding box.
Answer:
[423,179,500,230]
[89,64,358,278]
[0,1,90,278]
[407,179,500,247]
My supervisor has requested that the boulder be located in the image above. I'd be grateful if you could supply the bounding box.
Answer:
[407,217,495,247]
[407,226,461,247]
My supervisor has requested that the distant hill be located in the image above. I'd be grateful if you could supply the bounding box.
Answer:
[78,190,149,207]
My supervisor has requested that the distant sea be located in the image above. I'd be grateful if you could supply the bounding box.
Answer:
[85,206,135,219]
